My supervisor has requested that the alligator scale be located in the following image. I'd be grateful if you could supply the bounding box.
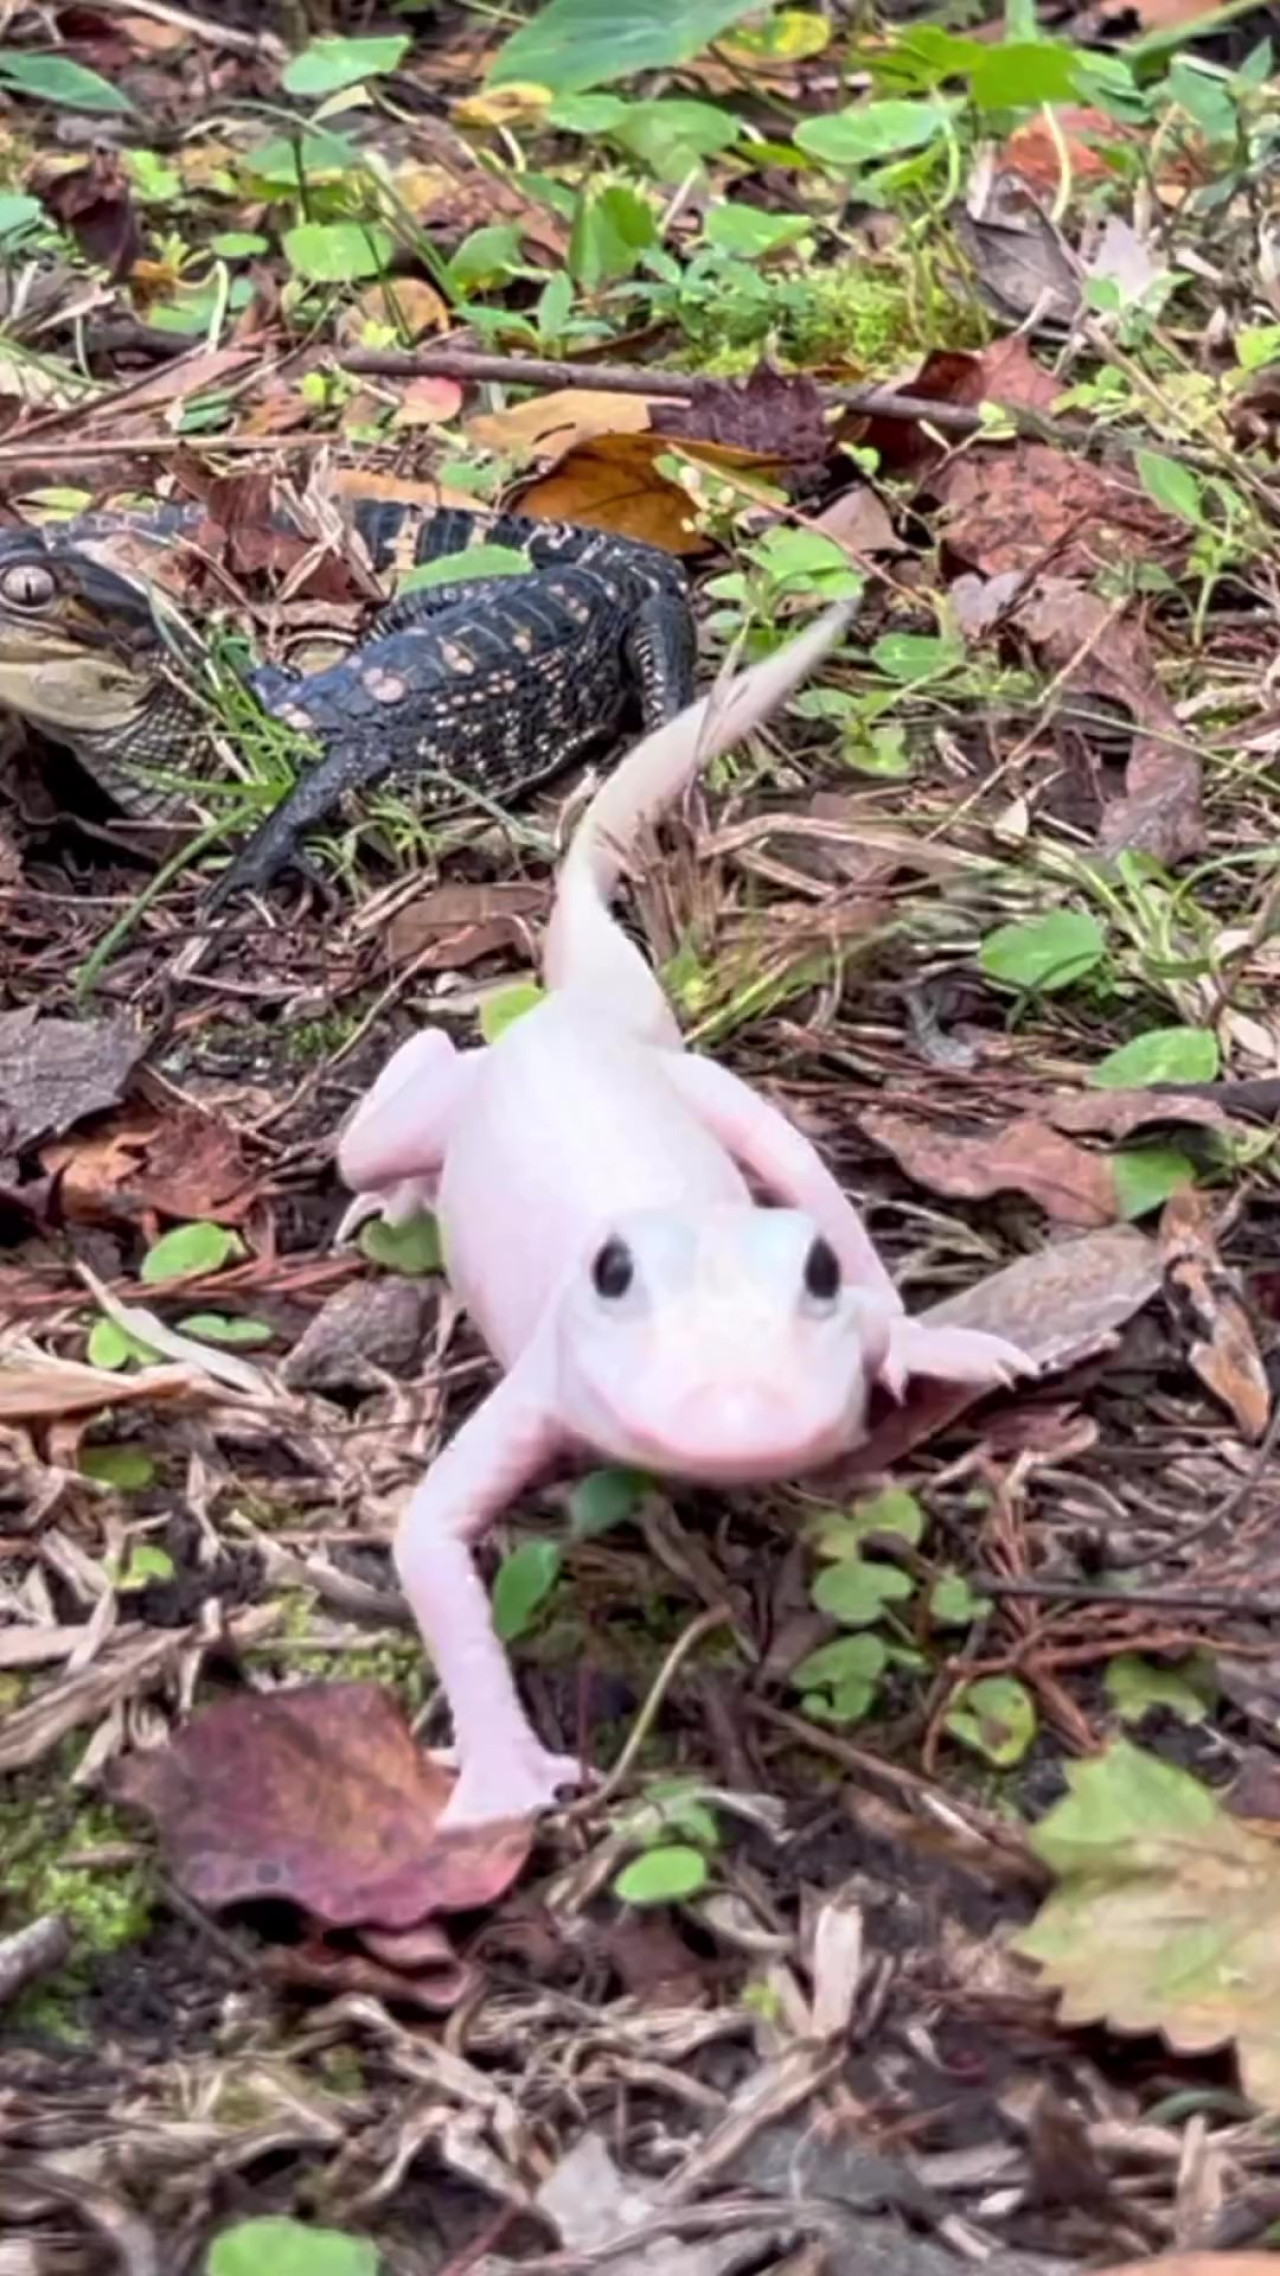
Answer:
[0,502,697,904]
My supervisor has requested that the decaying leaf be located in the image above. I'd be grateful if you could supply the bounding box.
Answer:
[845,1225,1161,1474]
[42,1105,262,1228]
[515,430,782,552]
[950,189,1081,330]
[114,1682,533,1927]
[0,1008,146,1177]
[1017,580,1203,864]
[382,879,549,972]
[651,363,831,471]
[1159,1188,1271,1442]
[861,1107,1119,1226]
[1016,1741,1280,2109]
[466,386,655,462]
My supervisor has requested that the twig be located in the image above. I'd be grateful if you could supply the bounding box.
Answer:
[340,345,1067,441]
[560,1603,733,1820]
[89,0,288,60]
[337,345,1249,474]
[0,1913,72,2005]
[970,1572,1280,1621]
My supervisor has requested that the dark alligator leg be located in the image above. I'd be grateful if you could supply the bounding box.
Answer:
[627,590,698,728]
[204,725,411,908]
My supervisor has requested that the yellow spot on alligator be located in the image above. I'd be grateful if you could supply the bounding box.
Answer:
[363,667,408,704]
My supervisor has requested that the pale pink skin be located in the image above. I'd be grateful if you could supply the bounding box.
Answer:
[337,608,1037,1828]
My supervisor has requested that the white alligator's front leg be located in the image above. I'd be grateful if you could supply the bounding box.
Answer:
[664,1051,1036,1399]
[398,1353,585,1828]
[662,1050,902,1305]
[335,1027,475,1243]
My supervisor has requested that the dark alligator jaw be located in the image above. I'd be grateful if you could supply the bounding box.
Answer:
[0,526,209,818]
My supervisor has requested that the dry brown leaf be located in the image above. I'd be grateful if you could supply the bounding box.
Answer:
[862,1107,1119,1225]
[340,277,448,345]
[651,364,830,470]
[114,1683,534,1926]
[0,1359,213,1423]
[1160,1188,1271,1441]
[1048,1087,1228,1140]
[844,1225,1161,1475]
[1018,579,1203,862]
[43,1105,262,1228]
[936,445,1181,581]
[384,879,549,972]
[466,386,654,462]
[813,483,905,556]
[259,1936,472,2014]
[516,431,779,553]
[0,1007,146,1174]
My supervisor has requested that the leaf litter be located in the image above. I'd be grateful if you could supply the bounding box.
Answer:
[2,0,1280,2269]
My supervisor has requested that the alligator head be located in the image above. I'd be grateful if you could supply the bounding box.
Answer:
[0,523,208,818]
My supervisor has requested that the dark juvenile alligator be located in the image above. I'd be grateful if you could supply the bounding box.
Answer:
[0,502,697,904]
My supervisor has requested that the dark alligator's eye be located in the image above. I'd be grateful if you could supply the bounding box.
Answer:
[804,1237,841,1302]
[0,561,55,610]
[592,1237,634,1301]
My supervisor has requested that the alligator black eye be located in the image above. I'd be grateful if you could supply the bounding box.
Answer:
[0,562,55,610]
[804,1237,841,1302]
[592,1237,634,1301]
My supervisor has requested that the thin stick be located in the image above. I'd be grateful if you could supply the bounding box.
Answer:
[337,345,1241,474]
[340,344,1046,439]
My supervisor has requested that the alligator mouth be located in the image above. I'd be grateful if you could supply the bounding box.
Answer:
[0,593,209,818]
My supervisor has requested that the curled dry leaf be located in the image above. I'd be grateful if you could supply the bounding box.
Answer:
[651,363,831,472]
[42,1105,262,1229]
[516,431,783,553]
[1017,579,1203,864]
[1159,1188,1271,1442]
[259,1933,473,2015]
[843,1225,1161,1476]
[466,386,654,463]
[0,1008,146,1176]
[113,1682,534,1928]
[862,1106,1119,1226]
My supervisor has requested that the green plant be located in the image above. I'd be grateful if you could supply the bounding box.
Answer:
[612,1779,722,1905]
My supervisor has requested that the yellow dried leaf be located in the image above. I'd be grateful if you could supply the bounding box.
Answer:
[455,83,551,128]
[466,388,653,464]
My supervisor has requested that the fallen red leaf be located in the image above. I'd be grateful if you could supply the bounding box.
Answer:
[43,1106,263,1228]
[113,1683,534,1928]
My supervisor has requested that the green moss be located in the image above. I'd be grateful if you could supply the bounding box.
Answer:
[0,1767,156,2037]
[280,1010,362,1065]
[657,254,980,372]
